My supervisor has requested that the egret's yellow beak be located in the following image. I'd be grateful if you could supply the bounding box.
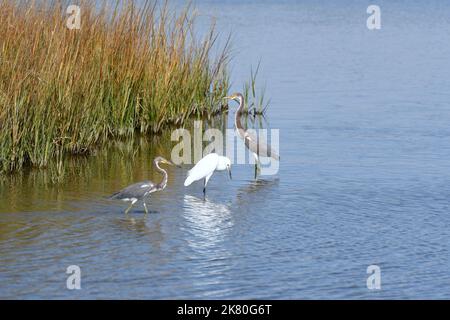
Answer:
[223,95,235,100]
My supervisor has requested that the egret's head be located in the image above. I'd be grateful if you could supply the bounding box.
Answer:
[224,92,243,104]
[217,156,232,180]
[154,156,175,166]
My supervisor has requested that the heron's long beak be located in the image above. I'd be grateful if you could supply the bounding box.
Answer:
[165,159,180,167]
[227,166,232,180]
[172,161,182,168]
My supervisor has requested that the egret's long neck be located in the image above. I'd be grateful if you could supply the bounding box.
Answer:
[234,97,246,137]
[154,161,168,190]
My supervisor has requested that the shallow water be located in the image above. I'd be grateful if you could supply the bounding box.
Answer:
[2,0,450,299]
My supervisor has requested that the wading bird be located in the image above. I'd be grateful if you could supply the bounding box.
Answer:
[109,156,175,214]
[224,92,280,178]
[184,153,232,197]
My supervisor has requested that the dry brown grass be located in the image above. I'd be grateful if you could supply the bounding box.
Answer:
[0,0,230,173]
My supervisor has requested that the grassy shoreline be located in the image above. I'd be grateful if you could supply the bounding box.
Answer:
[0,0,230,174]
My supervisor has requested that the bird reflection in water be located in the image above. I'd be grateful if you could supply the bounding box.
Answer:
[235,178,279,204]
[114,215,164,246]
[182,195,233,251]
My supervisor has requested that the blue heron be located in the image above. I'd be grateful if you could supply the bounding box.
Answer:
[224,93,280,178]
[108,156,175,214]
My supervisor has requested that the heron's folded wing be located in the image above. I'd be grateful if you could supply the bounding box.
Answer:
[244,131,279,160]
[110,181,155,199]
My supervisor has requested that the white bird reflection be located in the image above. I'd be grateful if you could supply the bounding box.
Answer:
[182,195,233,251]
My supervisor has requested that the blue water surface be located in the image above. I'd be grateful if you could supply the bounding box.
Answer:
[1,0,450,299]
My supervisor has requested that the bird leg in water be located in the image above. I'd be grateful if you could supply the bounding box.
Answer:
[125,202,134,214]
[253,153,260,179]
[143,202,148,215]
[203,178,206,198]
[254,161,261,179]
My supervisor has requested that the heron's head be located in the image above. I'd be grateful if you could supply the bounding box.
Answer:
[217,156,232,180]
[154,156,176,166]
[223,92,243,104]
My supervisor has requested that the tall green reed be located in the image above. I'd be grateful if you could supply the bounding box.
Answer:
[242,61,270,116]
[0,0,230,174]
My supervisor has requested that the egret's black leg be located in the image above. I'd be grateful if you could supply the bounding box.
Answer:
[203,178,206,199]
[254,163,258,179]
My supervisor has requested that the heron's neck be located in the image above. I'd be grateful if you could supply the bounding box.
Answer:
[234,97,246,137]
[154,161,168,190]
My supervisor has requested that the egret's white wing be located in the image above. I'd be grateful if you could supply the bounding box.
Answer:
[184,153,219,186]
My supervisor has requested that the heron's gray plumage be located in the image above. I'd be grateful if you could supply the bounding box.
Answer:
[108,156,173,214]
[225,92,280,179]
[238,129,280,161]
[108,181,157,201]
[233,93,280,161]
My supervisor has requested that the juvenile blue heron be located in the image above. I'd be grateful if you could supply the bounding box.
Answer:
[108,156,175,214]
[224,92,280,178]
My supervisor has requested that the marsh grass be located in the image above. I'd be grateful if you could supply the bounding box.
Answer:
[242,61,270,116]
[0,115,230,212]
[0,0,230,174]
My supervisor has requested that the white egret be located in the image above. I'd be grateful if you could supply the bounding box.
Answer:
[184,153,232,196]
